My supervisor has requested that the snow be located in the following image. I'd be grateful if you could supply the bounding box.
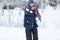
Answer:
[0,5,60,40]
[43,5,60,29]
[0,27,60,40]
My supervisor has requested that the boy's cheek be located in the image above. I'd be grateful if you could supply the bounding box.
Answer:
[31,7,36,10]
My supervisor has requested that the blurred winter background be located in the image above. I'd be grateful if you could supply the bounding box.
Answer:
[0,0,60,40]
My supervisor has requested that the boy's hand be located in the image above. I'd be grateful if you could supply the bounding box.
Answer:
[38,16,41,21]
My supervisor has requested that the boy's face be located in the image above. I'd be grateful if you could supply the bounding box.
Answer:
[29,3,34,7]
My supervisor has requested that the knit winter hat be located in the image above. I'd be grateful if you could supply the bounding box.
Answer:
[28,0,34,4]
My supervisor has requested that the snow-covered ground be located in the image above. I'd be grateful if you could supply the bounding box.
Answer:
[0,5,60,40]
[0,27,60,40]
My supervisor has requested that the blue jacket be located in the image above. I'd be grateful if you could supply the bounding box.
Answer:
[24,6,38,29]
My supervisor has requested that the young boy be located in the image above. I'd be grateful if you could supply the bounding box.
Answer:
[24,0,41,40]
